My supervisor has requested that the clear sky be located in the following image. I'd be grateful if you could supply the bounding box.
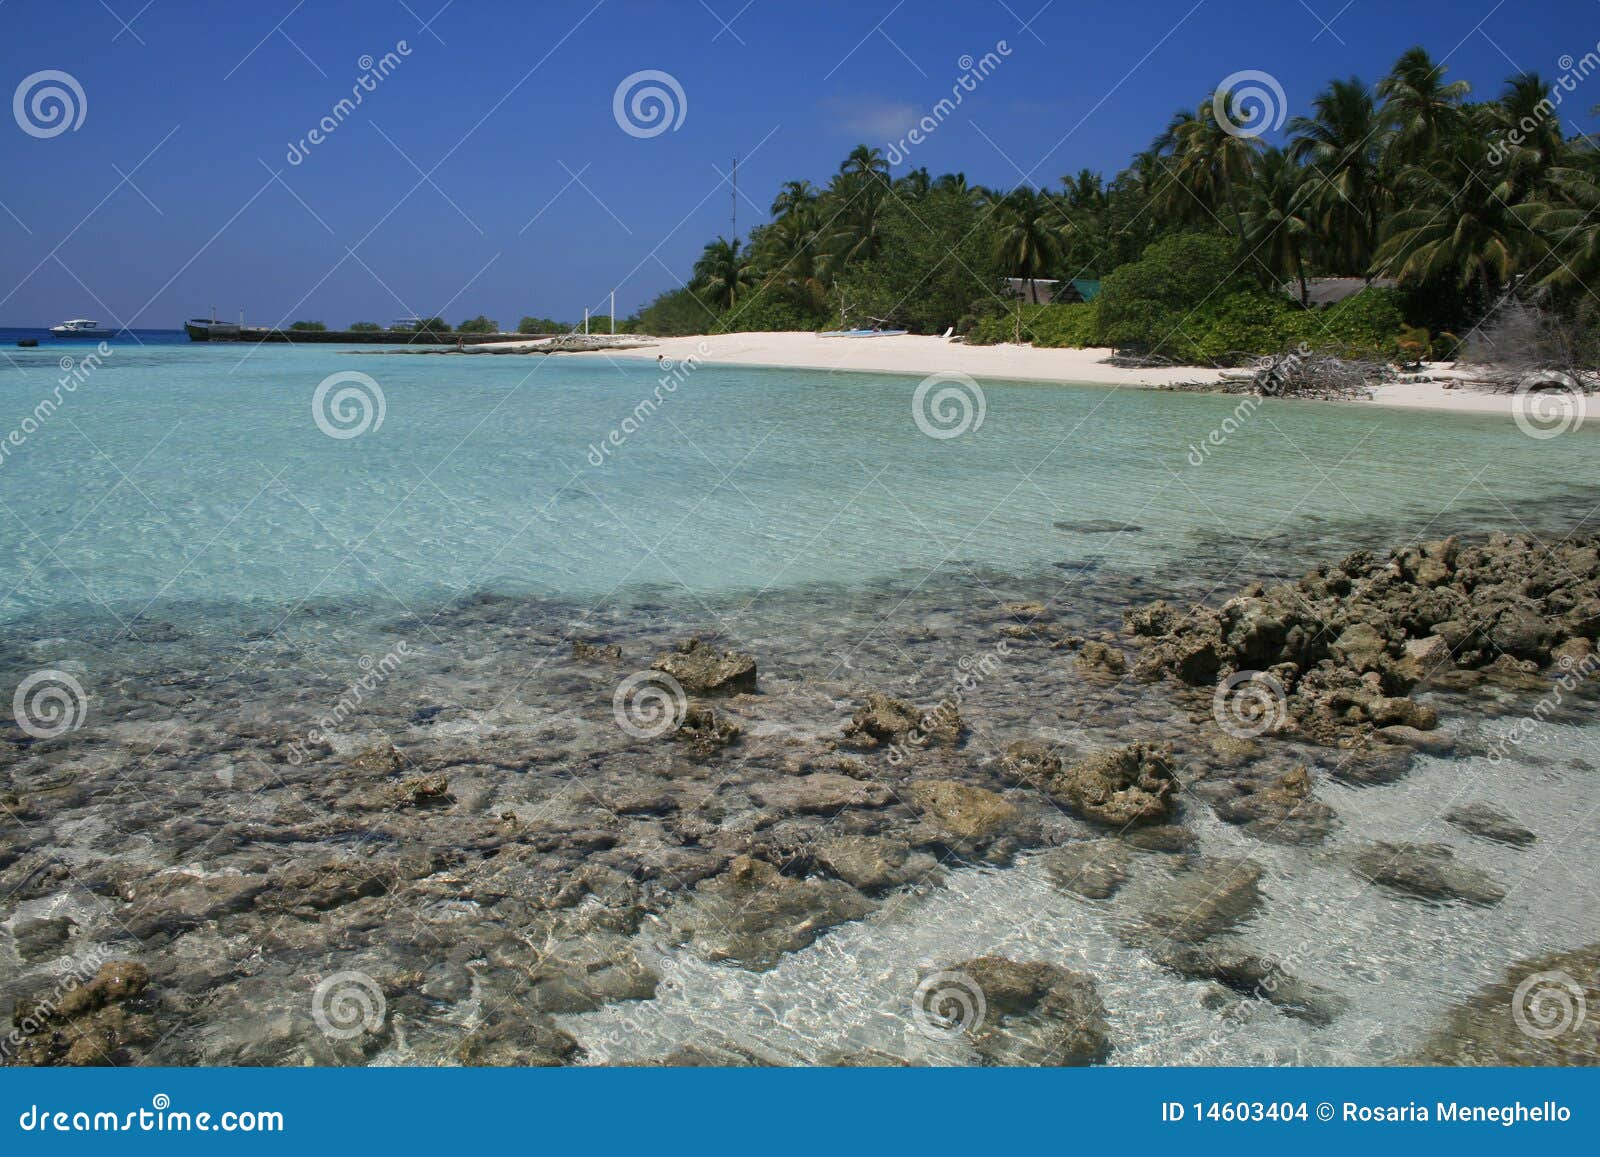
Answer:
[1,0,1595,329]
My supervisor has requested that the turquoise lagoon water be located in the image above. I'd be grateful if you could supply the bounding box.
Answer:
[1,339,1596,631]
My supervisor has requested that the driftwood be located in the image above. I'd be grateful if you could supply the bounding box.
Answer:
[1460,299,1600,394]
[1225,345,1391,399]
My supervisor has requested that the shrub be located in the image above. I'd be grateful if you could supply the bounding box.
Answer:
[966,303,1098,347]
[288,320,327,331]
[348,321,381,332]
[634,286,717,336]
[714,292,830,334]
[456,315,499,334]
[517,316,569,334]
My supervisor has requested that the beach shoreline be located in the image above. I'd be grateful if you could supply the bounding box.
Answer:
[552,332,1525,418]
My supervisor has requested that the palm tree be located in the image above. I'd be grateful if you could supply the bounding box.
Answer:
[1493,74,1564,197]
[896,167,931,198]
[753,212,828,309]
[1161,94,1261,233]
[1290,77,1390,275]
[692,236,755,311]
[994,187,1064,301]
[839,144,889,183]
[1062,168,1107,211]
[1241,147,1315,303]
[769,179,817,219]
[1377,47,1469,164]
[1515,165,1600,291]
[1374,122,1532,305]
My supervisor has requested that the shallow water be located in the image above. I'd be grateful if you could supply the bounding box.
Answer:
[2,343,1598,1066]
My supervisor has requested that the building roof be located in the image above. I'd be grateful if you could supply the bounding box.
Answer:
[1290,277,1397,307]
[1004,277,1101,304]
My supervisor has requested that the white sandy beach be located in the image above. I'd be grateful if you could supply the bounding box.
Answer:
[555,331,1525,418]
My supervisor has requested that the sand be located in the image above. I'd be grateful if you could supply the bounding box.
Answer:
[560,332,1526,418]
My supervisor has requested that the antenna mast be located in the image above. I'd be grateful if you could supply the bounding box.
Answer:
[731,154,738,242]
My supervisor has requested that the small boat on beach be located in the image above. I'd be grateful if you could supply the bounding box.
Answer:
[48,319,115,338]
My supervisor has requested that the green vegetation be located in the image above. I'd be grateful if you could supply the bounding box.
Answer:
[288,320,326,332]
[637,48,1600,363]
[410,317,449,334]
[348,321,381,332]
[517,316,570,334]
[456,315,499,334]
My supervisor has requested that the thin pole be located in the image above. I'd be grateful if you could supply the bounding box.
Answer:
[731,154,738,241]
[610,291,615,334]
[584,307,589,335]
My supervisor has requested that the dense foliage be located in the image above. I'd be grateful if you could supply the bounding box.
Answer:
[640,48,1599,361]
[347,321,381,332]
[456,315,499,334]
[288,320,326,331]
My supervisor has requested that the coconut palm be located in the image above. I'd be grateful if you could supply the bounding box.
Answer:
[1241,147,1315,303]
[1377,47,1469,164]
[769,179,817,219]
[1515,165,1600,291]
[1374,124,1533,303]
[1492,74,1564,197]
[1290,77,1391,274]
[692,236,756,311]
[1160,94,1261,232]
[993,187,1064,301]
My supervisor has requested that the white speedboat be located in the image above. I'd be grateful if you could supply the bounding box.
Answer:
[49,319,116,337]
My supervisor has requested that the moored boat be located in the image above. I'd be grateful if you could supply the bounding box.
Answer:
[48,319,115,338]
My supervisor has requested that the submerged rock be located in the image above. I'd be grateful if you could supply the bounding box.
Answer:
[1211,766,1336,845]
[1043,840,1131,899]
[1152,940,1348,1026]
[1352,842,1507,906]
[748,773,892,815]
[1053,742,1178,826]
[1410,943,1600,1065]
[814,835,939,893]
[909,780,1018,842]
[674,703,741,756]
[667,855,875,970]
[843,691,963,749]
[1444,803,1536,847]
[1128,857,1265,946]
[651,638,757,696]
[6,960,157,1066]
[940,956,1112,1066]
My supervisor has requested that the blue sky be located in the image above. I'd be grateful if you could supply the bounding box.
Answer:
[0,0,1595,328]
